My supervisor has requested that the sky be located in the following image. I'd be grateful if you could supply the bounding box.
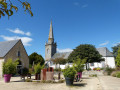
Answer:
[0,0,120,58]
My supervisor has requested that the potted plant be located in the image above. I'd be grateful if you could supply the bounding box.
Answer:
[63,66,76,86]
[34,63,42,80]
[73,58,86,80]
[3,59,18,83]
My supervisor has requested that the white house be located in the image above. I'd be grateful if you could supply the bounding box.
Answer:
[89,47,116,69]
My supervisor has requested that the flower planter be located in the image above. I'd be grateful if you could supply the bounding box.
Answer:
[4,74,11,83]
[65,77,74,86]
[78,72,82,78]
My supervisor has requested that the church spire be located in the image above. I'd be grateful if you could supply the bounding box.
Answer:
[45,20,57,61]
[48,20,54,43]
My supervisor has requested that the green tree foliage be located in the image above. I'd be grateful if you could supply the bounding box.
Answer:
[115,47,120,67]
[52,58,67,65]
[68,44,103,63]
[112,44,120,58]
[29,52,45,66]
[0,0,33,18]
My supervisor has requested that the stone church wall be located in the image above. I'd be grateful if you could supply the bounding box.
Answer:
[4,40,29,68]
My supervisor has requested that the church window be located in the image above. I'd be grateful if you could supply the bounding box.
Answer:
[18,51,20,57]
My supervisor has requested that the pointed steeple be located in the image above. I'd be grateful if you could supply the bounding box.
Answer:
[49,20,54,39]
[45,20,57,61]
[48,20,54,43]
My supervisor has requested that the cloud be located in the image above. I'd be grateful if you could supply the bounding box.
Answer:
[74,2,80,6]
[57,48,73,53]
[99,41,109,46]
[81,4,88,8]
[8,28,31,36]
[0,35,32,46]
[73,2,88,8]
[113,42,120,46]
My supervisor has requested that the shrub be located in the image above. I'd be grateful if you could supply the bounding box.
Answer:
[29,68,33,74]
[116,72,120,78]
[111,71,117,77]
[93,68,96,71]
[54,68,61,72]
[88,68,91,71]
[29,64,32,68]
[3,58,18,75]
[115,67,120,71]
[101,68,104,70]
[63,67,76,78]
[96,68,101,71]
[104,66,115,75]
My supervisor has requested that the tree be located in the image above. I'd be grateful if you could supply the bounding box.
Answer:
[52,58,67,65]
[112,44,120,58]
[115,47,120,67]
[68,44,103,69]
[0,0,33,18]
[29,52,45,66]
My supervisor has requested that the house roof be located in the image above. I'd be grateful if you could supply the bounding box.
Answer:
[51,47,114,60]
[0,39,20,57]
[96,47,114,57]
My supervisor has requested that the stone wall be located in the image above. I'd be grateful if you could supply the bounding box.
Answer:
[4,40,29,68]
[0,59,4,78]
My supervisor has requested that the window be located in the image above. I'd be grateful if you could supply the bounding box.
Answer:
[47,49,49,54]
[90,63,94,66]
[18,51,20,57]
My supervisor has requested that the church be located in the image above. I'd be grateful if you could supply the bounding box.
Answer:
[45,21,116,69]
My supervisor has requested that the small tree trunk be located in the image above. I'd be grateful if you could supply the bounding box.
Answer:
[88,63,90,71]
[58,72,60,80]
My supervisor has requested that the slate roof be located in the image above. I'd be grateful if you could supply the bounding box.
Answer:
[51,47,114,59]
[51,52,72,59]
[0,39,20,57]
[96,47,114,57]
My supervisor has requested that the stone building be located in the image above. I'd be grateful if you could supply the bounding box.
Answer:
[0,39,29,77]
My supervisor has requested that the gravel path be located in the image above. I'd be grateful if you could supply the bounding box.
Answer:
[0,75,102,90]
[98,76,120,90]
